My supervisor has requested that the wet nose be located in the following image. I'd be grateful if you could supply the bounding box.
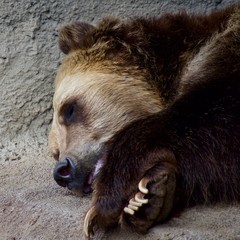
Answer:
[53,158,76,188]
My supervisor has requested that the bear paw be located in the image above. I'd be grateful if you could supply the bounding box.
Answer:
[120,168,176,233]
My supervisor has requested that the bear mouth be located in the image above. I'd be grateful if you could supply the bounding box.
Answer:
[82,158,104,194]
[54,156,105,194]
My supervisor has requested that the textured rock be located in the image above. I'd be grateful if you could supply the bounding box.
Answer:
[0,0,240,239]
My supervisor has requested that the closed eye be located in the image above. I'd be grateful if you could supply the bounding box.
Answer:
[59,97,87,126]
[65,104,75,123]
[61,103,76,125]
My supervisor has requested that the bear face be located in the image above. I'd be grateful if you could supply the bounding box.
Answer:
[49,21,164,193]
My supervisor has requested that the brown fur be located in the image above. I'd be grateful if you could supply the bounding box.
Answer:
[49,4,240,238]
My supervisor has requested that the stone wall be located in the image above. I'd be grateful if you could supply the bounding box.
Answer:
[0,0,238,140]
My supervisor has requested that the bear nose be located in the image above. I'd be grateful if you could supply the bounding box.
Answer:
[53,158,76,188]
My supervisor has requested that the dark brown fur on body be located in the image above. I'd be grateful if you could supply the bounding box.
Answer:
[49,5,240,238]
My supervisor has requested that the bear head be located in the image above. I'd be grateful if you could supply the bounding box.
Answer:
[48,19,164,194]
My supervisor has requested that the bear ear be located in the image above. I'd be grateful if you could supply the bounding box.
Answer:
[58,22,95,54]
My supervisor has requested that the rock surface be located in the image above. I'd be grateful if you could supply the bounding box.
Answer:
[0,0,240,239]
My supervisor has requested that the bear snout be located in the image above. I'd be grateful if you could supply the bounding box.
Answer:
[53,156,98,194]
[53,157,78,189]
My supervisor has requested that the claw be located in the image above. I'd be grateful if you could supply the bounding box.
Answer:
[128,204,139,211]
[83,206,95,239]
[124,207,135,215]
[124,196,145,216]
[138,178,149,194]
[135,192,148,204]
[129,198,143,207]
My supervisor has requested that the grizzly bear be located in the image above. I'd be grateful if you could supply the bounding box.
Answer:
[49,5,240,239]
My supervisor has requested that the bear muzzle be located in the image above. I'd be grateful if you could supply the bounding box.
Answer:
[53,156,104,194]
